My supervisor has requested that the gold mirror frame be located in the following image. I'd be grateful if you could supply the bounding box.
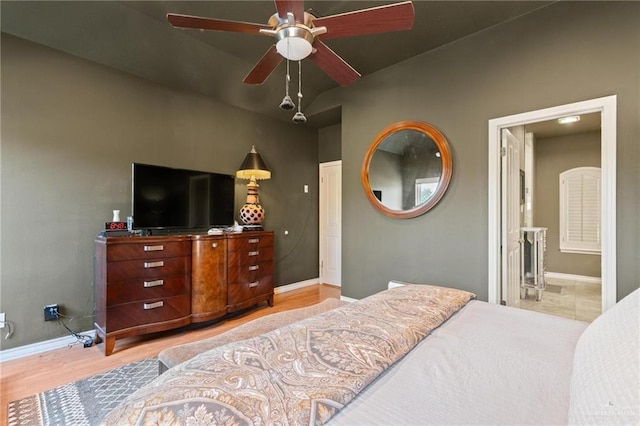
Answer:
[361,121,452,219]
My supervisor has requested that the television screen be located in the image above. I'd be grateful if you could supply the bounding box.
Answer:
[132,163,235,230]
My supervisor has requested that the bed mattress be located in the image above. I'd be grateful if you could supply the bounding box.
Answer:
[329,300,589,425]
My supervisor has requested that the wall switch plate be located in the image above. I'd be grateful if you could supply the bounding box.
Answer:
[0,313,5,328]
[304,184,309,193]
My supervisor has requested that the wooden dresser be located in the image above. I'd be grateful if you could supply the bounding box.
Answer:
[94,231,274,355]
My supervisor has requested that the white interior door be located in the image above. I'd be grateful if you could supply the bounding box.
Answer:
[501,128,521,307]
[319,161,342,286]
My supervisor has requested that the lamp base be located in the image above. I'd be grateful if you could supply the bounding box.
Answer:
[239,203,265,227]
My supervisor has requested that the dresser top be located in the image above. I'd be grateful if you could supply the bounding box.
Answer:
[96,230,273,244]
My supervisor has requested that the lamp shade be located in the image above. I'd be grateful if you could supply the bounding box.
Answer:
[236,146,271,180]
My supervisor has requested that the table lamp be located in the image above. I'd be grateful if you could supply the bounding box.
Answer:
[236,146,271,230]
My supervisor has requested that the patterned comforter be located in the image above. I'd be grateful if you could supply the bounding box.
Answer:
[103,284,475,425]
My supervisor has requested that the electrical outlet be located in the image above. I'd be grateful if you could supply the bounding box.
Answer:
[44,304,59,321]
[0,313,5,329]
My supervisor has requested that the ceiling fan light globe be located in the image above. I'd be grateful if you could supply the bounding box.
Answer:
[275,28,313,60]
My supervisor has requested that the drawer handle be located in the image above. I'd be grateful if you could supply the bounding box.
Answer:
[248,250,259,256]
[248,265,259,271]
[248,238,259,244]
[143,301,164,310]
[143,245,164,252]
[144,261,164,268]
[212,242,218,248]
[248,281,259,288]
[143,279,164,288]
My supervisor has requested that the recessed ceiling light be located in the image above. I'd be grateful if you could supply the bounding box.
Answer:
[558,116,581,124]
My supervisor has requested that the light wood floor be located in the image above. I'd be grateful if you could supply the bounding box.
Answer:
[0,284,340,422]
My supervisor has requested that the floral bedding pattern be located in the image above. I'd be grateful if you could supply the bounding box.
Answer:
[103,284,475,426]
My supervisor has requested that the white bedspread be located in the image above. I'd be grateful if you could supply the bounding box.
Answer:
[330,300,588,425]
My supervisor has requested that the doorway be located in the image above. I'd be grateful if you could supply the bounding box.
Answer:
[521,114,602,321]
[488,96,617,313]
[319,161,342,286]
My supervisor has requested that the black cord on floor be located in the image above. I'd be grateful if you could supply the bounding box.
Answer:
[57,315,95,348]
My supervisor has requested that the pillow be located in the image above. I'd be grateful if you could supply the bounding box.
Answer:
[568,288,639,425]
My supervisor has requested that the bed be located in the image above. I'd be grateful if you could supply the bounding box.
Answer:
[103,283,639,425]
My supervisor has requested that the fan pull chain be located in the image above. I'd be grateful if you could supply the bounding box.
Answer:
[292,60,307,123]
[279,42,294,110]
[286,59,291,96]
[297,60,302,111]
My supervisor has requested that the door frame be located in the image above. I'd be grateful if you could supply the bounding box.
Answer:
[488,95,617,311]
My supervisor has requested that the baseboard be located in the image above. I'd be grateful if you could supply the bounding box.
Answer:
[545,272,602,285]
[0,330,96,363]
[273,277,320,294]
[1,278,324,363]
[339,280,406,303]
[279,279,351,301]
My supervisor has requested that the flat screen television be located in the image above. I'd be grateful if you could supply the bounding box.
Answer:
[132,163,235,231]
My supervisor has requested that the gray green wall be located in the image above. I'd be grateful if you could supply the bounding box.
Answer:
[535,131,601,277]
[318,124,342,163]
[314,2,638,300]
[0,34,319,350]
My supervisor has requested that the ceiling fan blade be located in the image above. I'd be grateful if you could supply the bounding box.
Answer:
[243,45,284,85]
[313,1,415,40]
[308,40,360,87]
[274,0,305,23]
[167,13,271,35]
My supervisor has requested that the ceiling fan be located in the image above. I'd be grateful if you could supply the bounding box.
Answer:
[167,1,415,87]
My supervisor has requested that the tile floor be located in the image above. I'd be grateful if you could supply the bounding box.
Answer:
[518,276,601,323]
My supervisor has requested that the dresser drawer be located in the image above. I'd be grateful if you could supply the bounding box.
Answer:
[227,246,273,267]
[227,234,274,252]
[228,275,273,306]
[106,256,191,282]
[227,260,274,284]
[106,294,190,332]
[107,276,188,306]
[106,240,191,262]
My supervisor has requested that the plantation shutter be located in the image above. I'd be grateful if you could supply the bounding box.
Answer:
[559,167,601,254]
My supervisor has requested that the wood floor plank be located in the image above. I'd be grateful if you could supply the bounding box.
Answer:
[0,284,340,421]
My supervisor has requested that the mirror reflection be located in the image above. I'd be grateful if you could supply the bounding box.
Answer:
[362,121,452,218]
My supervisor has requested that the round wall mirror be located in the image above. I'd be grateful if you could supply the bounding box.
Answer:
[361,121,452,218]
